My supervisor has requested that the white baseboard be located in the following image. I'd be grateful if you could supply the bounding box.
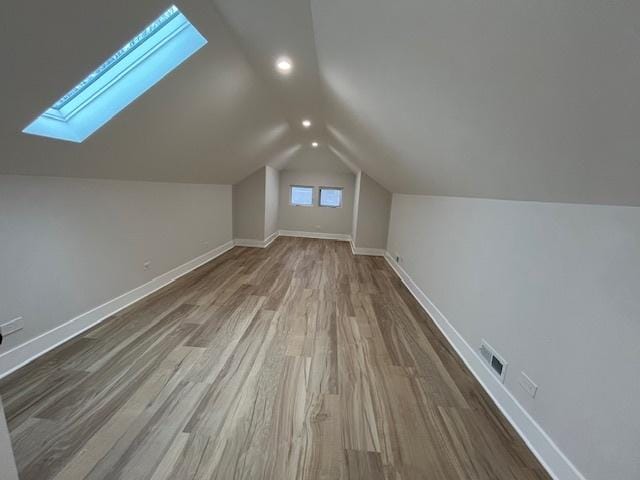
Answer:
[264,231,279,248]
[278,230,351,241]
[350,241,386,256]
[235,231,352,247]
[0,240,235,380]
[383,252,586,480]
[233,231,279,249]
[234,238,268,248]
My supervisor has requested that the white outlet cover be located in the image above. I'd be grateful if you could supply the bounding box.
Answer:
[518,371,538,398]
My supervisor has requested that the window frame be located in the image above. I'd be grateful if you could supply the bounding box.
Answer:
[318,186,343,208]
[289,185,314,207]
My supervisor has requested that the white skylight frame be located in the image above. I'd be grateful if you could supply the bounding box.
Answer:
[23,5,207,143]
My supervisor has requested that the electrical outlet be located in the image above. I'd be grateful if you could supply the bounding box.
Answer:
[518,371,538,398]
[143,261,151,270]
[1,317,23,337]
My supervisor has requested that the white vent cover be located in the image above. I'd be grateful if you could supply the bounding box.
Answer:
[479,340,508,383]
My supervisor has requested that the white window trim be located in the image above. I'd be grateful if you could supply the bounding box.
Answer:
[290,185,314,207]
[318,186,343,208]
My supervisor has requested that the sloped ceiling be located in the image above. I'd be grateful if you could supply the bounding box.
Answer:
[279,147,354,175]
[0,0,299,184]
[312,0,640,205]
[3,0,640,205]
[213,0,325,136]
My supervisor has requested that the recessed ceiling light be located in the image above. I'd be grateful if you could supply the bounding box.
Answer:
[311,142,319,148]
[302,119,311,128]
[275,56,292,74]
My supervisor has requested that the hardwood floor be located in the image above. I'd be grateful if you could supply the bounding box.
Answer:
[0,237,550,480]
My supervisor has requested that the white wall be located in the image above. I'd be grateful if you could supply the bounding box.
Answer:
[264,166,279,239]
[278,170,355,235]
[233,167,265,240]
[387,194,640,480]
[0,175,232,358]
[352,172,391,250]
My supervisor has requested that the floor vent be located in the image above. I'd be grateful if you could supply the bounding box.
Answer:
[479,340,507,383]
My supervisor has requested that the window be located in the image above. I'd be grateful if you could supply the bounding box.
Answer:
[22,5,207,143]
[290,186,313,206]
[319,187,343,207]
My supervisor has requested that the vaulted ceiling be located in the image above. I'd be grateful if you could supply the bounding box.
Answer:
[279,147,354,175]
[1,0,296,184]
[2,0,640,205]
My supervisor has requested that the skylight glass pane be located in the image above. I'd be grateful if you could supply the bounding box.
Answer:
[291,186,313,206]
[23,5,207,143]
[319,188,342,207]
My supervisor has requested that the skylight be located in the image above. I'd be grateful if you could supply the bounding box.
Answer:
[23,5,207,143]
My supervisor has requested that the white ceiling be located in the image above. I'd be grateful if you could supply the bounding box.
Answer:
[312,0,640,205]
[280,146,353,174]
[2,0,640,205]
[0,0,298,184]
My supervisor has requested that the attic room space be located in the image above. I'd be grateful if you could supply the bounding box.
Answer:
[0,1,638,479]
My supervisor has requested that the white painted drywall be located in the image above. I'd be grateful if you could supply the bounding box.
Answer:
[0,175,232,359]
[278,170,355,235]
[264,166,280,239]
[352,173,390,250]
[233,167,266,240]
[387,194,640,480]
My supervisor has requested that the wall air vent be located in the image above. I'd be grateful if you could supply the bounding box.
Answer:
[479,340,507,383]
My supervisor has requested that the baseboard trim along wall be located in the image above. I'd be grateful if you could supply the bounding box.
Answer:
[235,231,387,256]
[234,230,352,248]
[264,231,279,248]
[278,230,351,241]
[233,238,270,248]
[0,240,235,380]
[350,241,386,256]
[234,231,278,248]
[383,252,587,480]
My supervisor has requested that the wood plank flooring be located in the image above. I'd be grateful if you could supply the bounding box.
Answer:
[0,237,551,480]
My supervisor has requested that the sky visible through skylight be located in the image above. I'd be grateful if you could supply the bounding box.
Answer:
[51,6,180,111]
[23,5,207,142]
